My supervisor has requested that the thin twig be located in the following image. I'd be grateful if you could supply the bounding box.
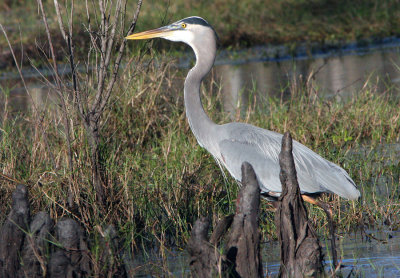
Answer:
[97,0,143,117]
[38,0,75,202]
[37,0,61,86]
[53,0,67,40]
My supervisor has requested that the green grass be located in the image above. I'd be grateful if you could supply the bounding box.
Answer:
[1,57,400,253]
[1,1,400,274]
[1,35,400,275]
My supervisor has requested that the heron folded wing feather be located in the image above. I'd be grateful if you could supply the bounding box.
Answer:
[218,138,282,193]
[218,123,334,195]
[217,122,359,199]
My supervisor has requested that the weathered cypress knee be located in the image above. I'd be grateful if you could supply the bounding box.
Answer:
[18,211,53,278]
[49,218,91,277]
[276,132,323,277]
[0,184,30,277]
[225,162,263,278]
[187,217,222,277]
[48,250,72,278]
[187,162,263,278]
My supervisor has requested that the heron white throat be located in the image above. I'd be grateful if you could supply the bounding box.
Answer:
[126,16,361,201]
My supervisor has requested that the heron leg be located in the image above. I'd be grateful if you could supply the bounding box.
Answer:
[302,195,338,271]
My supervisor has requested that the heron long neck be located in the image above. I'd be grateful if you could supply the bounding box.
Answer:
[184,40,217,147]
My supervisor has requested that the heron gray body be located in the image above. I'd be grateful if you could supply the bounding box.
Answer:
[127,16,361,200]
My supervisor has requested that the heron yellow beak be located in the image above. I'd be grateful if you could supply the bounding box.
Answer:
[125,26,173,40]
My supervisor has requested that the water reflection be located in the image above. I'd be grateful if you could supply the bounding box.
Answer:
[132,230,400,277]
[0,85,57,119]
[264,231,400,277]
[2,43,400,115]
[215,48,400,115]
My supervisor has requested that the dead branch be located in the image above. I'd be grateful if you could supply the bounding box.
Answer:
[47,0,144,206]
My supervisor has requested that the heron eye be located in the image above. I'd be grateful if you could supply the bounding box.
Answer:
[181,23,187,28]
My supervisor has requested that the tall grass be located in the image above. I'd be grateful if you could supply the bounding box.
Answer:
[1,57,400,256]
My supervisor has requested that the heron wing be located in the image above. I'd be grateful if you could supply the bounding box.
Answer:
[218,138,282,193]
[217,122,359,199]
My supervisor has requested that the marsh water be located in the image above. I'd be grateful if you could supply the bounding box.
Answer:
[2,40,400,276]
[211,39,400,117]
[131,231,400,277]
[2,38,400,113]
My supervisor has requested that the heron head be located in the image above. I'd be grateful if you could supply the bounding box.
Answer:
[126,16,217,48]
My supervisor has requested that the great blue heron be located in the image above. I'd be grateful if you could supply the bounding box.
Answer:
[126,16,360,204]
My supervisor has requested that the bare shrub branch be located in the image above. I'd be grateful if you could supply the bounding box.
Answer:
[45,0,144,206]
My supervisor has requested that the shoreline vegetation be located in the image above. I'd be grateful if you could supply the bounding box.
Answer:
[0,0,400,274]
[2,59,399,243]
[1,0,400,69]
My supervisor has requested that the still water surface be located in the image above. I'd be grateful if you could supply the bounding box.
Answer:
[2,39,400,113]
[211,41,400,116]
[132,231,400,277]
